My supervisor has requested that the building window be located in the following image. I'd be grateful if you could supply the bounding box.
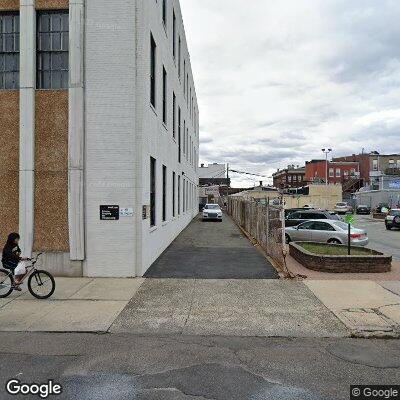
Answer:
[178,107,181,162]
[372,159,378,171]
[329,168,334,177]
[178,175,181,215]
[0,12,19,90]
[183,60,186,95]
[178,36,181,78]
[37,11,69,90]
[172,92,176,138]
[183,120,186,155]
[183,178,186,212]
[172,171,176,217]
[162,165,167,221]
[162,0,167,27]
[150,33,156,107]
[336,169,341,177]
[150,157,156,226]
[162,66,167,124]
[172,10,176,59]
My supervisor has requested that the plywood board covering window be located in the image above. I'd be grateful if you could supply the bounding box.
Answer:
[34,90,69,252]
[0,91,19,243]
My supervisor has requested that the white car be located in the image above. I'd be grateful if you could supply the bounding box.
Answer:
[202,204,223,221]
[334,202,352,215]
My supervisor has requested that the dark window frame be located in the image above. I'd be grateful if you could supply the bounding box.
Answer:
[172,91,176,138]
[162,0,167,27]
[178,107,181,163]
[0,12,20,90]
[36,10,69,90]
[162,165,167,222]
[162,66,167,124]
[150,33,156,108]
[172,171,176,217]
[172,10,176,59]
[150,157,156,227]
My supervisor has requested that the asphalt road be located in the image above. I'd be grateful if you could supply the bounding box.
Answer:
[352,214,400,260]
[0,333,399,400]
[145,215,279,279]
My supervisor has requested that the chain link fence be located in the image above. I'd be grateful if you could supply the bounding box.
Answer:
[227,197,287,272]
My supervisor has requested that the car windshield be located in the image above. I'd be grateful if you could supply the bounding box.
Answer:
[205,205,220,210]
[390,210,400,216]
[336,203,347,206]
[358,205,368,208]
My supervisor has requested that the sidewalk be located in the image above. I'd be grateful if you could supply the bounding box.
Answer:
[1,277,399,337]
[0,278,144,332]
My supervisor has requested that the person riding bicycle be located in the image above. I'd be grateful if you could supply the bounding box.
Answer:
[1,233,30,291]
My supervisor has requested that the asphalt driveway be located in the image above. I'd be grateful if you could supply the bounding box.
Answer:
[145,214,279,279]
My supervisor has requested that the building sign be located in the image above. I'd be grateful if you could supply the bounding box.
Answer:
[389,181,400,189]
[142,205,149,220]
[120,207,134,217]
[100,205,120,220]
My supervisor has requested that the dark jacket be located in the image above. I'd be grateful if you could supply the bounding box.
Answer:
[1,233,21,264]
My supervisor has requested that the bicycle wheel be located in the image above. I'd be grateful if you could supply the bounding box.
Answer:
[0,269,14,298]
[28,270,55,299]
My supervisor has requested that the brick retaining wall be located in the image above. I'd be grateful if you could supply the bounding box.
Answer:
[289,242,392,273]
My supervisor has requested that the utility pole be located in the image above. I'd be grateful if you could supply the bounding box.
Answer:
[322,148,332,210]
[226,163,229,207]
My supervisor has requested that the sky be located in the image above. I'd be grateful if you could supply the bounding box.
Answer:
[180,0,400,187]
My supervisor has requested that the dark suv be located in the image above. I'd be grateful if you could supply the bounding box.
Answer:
[285,210,340,227]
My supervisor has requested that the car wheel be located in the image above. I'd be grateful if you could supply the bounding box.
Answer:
[386,224,392,230]
[328,238,341,245]
[394,216,400,224]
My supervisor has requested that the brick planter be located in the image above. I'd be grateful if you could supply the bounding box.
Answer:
[289,242,392,273]
[373,213,387,220]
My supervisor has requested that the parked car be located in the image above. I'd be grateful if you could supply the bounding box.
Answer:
[285,210,340,227]
[334,202,352,215]
[376,203,390,213]
[202,204,223,221]
[284,208,306,219]
[285,220,369,246]
[385,209,400,230]
[303,204,319,210]
[356,205,371,215]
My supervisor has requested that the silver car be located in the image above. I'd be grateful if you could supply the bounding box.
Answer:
[202,204,223,221]
[285,219,368,246]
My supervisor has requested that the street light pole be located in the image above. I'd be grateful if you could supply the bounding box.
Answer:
[322,148,332,210]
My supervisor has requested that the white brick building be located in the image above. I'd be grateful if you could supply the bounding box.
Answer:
[0,0,199,277]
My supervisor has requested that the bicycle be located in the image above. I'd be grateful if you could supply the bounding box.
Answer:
[0,253,55,299]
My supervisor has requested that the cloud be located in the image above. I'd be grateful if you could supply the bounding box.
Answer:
[181,0,400,187]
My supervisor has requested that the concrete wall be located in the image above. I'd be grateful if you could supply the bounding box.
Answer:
[84,0,137,277]
[137,0,199,276]
[355,190,400,209]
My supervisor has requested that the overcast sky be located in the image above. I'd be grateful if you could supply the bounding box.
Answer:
[180,0,400,187]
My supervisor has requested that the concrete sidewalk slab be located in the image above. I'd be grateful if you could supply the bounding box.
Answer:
[110,279,194,334]
[70,278,145,300]
[380,305,400,325]
[28,300,127,332]
[0,278,145,332]
[305,280,400,337]
[0,299,127,332]
[379,281,400,296]
[305,281,400,310]
[111,279,348,337]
